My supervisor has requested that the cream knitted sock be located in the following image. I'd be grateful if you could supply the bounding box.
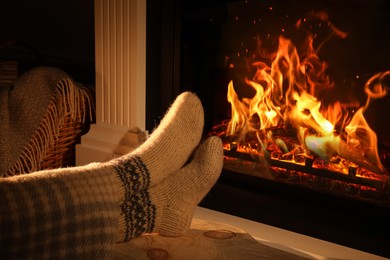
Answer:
[116,136,224,241]
[110,92,204,194]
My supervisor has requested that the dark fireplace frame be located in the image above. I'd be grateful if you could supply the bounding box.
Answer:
[146,0,390,257]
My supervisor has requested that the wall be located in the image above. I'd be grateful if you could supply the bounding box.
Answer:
[0,0,95,83]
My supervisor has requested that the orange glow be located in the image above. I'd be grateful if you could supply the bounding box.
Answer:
[225,32,388,174]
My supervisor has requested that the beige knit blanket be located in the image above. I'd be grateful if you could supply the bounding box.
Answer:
[0,66,93,177]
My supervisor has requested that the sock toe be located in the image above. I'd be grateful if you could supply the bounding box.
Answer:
[115,92,204,188]
[151,136,224,236]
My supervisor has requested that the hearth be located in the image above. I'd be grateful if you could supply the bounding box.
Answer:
[146,0,390,257]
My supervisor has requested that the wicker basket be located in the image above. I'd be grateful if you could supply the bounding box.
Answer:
[39,97,92,170]
[8,81,95,175]
[0,61,18,87]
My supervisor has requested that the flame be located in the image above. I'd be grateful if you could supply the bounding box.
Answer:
[227,80,250,135]
[226,34,388,173]
[344,72,390,172]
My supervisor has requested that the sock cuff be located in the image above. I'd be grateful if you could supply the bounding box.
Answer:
[113,156,157,242]
[116,189,156,242]
[113,155,151,193]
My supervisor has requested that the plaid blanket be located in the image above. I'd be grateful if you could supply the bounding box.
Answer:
[0,163,120,259]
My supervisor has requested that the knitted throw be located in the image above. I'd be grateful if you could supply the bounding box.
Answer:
[0,66,93,176]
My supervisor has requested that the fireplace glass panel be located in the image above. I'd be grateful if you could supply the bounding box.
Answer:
[178,0,390,205]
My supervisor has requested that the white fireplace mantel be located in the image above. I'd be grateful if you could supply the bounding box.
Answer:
[76,0,147,165]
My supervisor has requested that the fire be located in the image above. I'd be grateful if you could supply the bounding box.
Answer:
[225,33,389,174]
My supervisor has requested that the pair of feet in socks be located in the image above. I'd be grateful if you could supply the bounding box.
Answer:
[110,91,224,241]
[0,92,223,258]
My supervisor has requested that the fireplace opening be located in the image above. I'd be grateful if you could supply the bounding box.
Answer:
[146,0,390,257]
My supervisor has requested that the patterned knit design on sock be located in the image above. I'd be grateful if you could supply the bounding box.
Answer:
[114,156,156,242]
[113,155,151,193]
[0,163,120,259]
[119,191,156,241]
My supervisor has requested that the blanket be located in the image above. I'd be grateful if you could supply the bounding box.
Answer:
[0,66,93,176]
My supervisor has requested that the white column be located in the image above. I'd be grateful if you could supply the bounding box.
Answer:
[76,0,147,165]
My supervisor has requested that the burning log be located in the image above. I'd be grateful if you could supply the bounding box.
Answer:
[338,140,383,175]
[224,149,385,191]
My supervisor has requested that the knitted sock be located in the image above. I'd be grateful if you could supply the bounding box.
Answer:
[109,91,204,193]
[116,136,224,241]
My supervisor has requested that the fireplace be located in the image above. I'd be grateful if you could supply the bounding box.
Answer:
[146,0,390,257]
